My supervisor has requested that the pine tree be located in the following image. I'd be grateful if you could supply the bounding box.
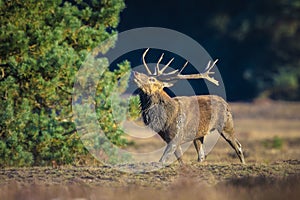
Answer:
[0,0,127,166]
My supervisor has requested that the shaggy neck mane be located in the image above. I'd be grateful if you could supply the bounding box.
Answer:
[138,89,174,110]
[137,89,177,132]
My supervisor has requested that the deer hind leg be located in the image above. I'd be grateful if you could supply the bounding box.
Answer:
[193,137,205,162]
[220,112,246,164]
[220,130,245,164]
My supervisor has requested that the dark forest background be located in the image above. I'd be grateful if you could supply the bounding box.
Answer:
[0,0,299,167]
[118,0,300,101]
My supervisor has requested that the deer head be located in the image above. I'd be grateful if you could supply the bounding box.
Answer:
[133,48,219,95]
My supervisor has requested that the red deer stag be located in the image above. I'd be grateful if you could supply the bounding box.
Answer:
[133,48,245,164]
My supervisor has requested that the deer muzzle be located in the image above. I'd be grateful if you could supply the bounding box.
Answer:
[133,71,148,87]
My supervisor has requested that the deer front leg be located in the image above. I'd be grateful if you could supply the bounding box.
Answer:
[174,146,184,165]
[159,135,182,165]
[160,113,186,165]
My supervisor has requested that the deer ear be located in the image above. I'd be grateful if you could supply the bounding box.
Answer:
[163,82,174,88]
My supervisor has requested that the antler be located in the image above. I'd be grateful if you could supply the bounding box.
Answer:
[163,59,219,86]
[142,48,152,75]
[141,48,219,86]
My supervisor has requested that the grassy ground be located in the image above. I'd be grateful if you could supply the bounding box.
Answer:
[0,101,300,199]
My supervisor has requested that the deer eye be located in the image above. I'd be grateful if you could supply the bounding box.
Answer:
[149,77,156,82]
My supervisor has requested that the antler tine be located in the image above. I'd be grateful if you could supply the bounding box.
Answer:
[178,61,189,74]
[200,59,219,85]
[155,53,164,75]
[142,48,152,75]
[159,57,174,75]
[163,59,219,86]
[161,60,188,76]
[205,59,218,73]
[205,60,211,71]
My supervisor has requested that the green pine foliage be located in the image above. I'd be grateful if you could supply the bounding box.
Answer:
[72,57,132,165]
[128,96,141,121]
[96,61,131,146]
[0,0,126,166]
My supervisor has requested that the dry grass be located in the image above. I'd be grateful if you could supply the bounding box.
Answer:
[1,174,300,200]
[1,101,300,199]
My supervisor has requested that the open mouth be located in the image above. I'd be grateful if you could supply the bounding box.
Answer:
[133,77,140,85]
[133,71,142,87]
